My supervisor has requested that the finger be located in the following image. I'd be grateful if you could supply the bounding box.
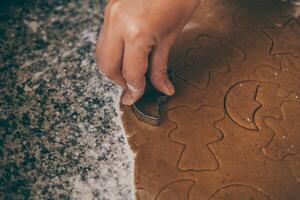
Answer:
[121,42,152,105]
[149,39,175,96]
[95,25,126,88]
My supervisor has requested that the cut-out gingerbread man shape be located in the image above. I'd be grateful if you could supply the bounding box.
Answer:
[255,57,300,97]
[167,106,224,171]
[176,35,244,90]
[262,19,300,57]
[266,101,300,179]
[280,101,300,157]
[261,117,295,160]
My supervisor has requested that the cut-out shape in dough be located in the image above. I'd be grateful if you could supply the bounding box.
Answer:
[280,101,300,156]
[168,37,199,70]
[225,80,261,131]
[233,0,289,28]
[261,117,295,160]
[262,19,300,57]
[287,158,300,183]
[209,184,270,200]
[176,35,244,90]
[255,58,300,96]
[155,179,195,200]
[260,100,300,160]
[255,82,288,127]
[167,106,224,171]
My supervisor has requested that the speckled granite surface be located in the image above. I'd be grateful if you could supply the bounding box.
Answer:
[0,1,134,199]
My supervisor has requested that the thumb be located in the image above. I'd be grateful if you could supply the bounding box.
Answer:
[149,40,175,96]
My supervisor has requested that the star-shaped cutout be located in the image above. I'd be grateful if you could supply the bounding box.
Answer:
[262,19,300,57]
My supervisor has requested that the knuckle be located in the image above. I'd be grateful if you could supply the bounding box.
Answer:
[126,29,156,52]
[127,25,144,41]
[150,66,167,77]
[105,1,123,21]
[153,65,168,73]
[125,22,150,44]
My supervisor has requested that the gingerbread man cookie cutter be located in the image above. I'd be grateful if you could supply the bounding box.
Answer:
[132,70,173,126]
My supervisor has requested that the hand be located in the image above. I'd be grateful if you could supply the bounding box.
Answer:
[95,0,201,105]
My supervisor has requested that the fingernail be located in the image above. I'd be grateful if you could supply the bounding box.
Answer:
[166,80,175,95]
[122,93,134,106]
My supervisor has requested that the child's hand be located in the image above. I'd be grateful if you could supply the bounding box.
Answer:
[95,0,201,105]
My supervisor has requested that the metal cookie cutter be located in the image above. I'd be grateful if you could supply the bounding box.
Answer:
[132,71,173,126]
